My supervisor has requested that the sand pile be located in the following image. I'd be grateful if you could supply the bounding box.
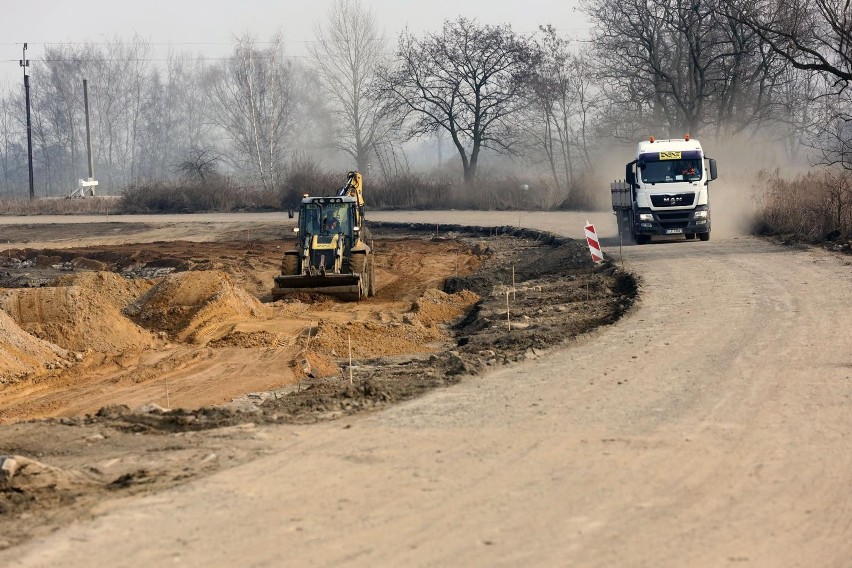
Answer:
[0,287,156,353]
[125,271,268,343]
[208,330,283,348]
[52,271,152,310]
[412,288,480,324]
[0,309,68,384]
[311,319,437,359]
[312,289,479,359]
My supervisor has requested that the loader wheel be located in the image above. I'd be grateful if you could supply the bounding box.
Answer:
[281,253,299,275]
[368,256,376,297]
[350,252,367,299]
[350,252,366,275]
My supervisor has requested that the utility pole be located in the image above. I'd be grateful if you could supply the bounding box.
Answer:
[83,79,95,181]
[20,43,34,201]
[74,78,98,197]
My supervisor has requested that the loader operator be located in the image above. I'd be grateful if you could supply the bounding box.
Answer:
[322,212,340,233]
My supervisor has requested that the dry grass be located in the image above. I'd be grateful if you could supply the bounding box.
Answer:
[0,196,120,216]
[121,181,279,213]
[753,168,852,243]
[0,165,606,215]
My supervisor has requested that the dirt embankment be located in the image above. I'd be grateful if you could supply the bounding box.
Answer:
[0,232,489,424]
[0,222,637,553]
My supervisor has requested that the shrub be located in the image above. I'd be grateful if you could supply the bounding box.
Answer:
[370,172,454,209]
[754,168,852,241]
[0,196,120,215]
[557,171,608,211]
[120,180,278,213]
[277,159,339,209]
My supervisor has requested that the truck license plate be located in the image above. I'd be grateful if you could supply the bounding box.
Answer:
[665,228,684,234]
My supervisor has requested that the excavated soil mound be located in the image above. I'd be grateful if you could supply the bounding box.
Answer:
[413,288,480,325]
[0,310,68,384]
[310,289,479,361]
[207,330,283,349]
[125,271,269,343]
[0,287,156,353]
[51,272,153,310]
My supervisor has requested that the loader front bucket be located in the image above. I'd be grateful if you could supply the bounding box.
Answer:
[272,273,363,302]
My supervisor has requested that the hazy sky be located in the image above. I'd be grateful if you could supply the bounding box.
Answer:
[0,0,590,87]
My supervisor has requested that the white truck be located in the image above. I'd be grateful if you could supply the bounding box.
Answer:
[611,136,718,244]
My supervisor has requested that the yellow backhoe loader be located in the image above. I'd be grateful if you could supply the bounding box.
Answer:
[272,171,375,301]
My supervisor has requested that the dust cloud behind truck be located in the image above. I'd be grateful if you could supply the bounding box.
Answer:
[611,136,718,244]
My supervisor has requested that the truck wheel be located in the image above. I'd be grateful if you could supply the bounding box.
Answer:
[281,253,299,275]
[698,232,710,242]
[635,234,651,245]
[685,233,696,240]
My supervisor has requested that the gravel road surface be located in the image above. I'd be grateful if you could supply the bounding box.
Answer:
[3,210,851,567]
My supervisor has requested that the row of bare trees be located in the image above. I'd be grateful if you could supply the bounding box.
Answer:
[0,0,850,202]
[0,33,318,197]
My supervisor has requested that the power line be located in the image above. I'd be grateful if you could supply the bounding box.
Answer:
[0,26,592,48]
[0,41,282,46]
[0,55,312,65]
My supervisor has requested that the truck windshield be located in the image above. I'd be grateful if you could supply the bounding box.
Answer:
[301,203,350,235]
[641,159,702,184]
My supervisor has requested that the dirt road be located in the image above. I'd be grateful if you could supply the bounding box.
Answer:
[3,211,852,567]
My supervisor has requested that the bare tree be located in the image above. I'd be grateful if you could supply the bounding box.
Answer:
[83,37,152,191]
[174,147,221,182]
[0,91,26,195]
[723,0,852,167]
[134,52,216,183]
[808,86,852,168]
[310,0,387,172]
[525,27,599,194]
[25,44,99,194]
[378,18,539,183]
[723,0,852,83]
[210,33,295,190]
[585,0,785,138]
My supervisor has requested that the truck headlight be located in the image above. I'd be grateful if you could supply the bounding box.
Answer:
[693,210,708,219]
[638,213,654,221]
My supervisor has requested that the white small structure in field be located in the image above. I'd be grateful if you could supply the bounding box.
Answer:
[68,178,98,198]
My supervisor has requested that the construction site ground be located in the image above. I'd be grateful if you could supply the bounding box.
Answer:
[3,209,850,567]
[0,215,634,552]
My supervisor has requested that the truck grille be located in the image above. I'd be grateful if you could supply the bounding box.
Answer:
[651,193,695,207]
[656,211,691,229]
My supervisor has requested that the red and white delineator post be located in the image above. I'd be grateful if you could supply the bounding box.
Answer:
[584,221,604,263]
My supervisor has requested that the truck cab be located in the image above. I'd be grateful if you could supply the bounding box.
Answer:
[620,136,718,243]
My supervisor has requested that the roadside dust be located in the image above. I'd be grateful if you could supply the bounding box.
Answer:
[0,220,636,552]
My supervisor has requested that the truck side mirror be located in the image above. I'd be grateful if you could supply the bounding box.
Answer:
[709,159,718,181]
[625,163,636,186]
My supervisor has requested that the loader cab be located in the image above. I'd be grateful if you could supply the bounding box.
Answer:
[298,197,358,248]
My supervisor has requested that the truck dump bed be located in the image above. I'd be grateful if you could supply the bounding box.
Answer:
[611,181,632,209]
